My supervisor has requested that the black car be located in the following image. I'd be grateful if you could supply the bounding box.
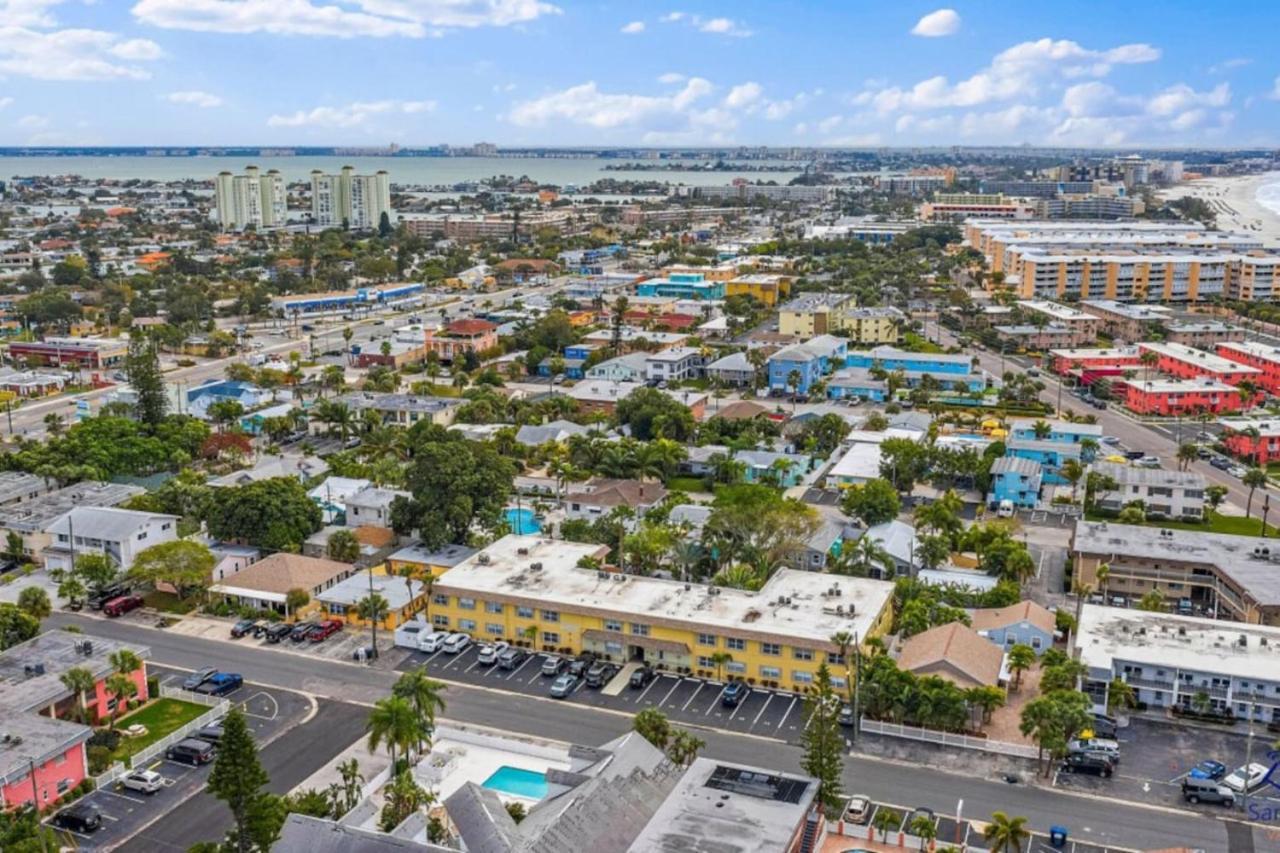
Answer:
[629,666,655,688]
[721,682,747,708]
[1210,456,1233,470]
[838,704,855,727]
[263,623,292,643]
[52,803,101,833]
[567,652,597,678]
[230,618,261,638]
[88,583,130,611]
[167,738,216,765]
[584,662,618,688]
[289,621,318,642]
[1062,752,1114,778]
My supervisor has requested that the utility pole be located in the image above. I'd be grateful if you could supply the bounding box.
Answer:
[1243,700,1256,816]
[367,567,377,664]
[851,631,862,746]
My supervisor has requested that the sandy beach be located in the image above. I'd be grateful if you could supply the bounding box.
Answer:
[1159,171,1280,245]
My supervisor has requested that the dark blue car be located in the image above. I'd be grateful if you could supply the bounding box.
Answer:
[721,682,747,707]
[193,672,243,696]
[1189,760,1227,781]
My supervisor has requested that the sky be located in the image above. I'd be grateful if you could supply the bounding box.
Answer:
[1,0,1279,148]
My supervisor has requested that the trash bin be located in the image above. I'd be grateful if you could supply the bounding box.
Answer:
[1049,825,1069,848]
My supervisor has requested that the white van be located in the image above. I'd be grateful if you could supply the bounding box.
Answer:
[393,620,428,651]
[997,500,1016,518]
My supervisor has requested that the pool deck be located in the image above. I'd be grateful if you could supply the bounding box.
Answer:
[413,725,573,804]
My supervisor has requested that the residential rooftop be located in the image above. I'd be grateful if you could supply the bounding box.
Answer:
[1138,341,1262,375]
[1119,377,1241,393]
[1088,460,1206,489]
[0,481,144,533]
[435,535,893,650]
[1048,346,1140,361]
[1217,340,1280,364]
[339,392,463,414]
[779,292,854,312]
[0,712,93,789]
[1017,299,1096,321]
[388,542,480,569]
[1080,299,1173,320]
[0,632,150,714]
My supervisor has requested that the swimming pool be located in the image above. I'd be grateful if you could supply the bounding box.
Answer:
[482,765,548,799]
[505,507,541,535]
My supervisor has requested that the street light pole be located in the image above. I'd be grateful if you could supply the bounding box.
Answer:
[851,631,862,746]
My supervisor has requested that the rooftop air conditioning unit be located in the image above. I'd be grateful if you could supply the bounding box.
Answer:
[530,562,543,571]
[517,548,530,557]
[478,553,491,565]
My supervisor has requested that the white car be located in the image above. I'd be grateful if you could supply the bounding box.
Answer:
[418,630,451,653]
[843,795,871,824]
[477,641,510,666]
[121,769,164,794]
[1223,762,1270,793]
[1229,466,1249,478]
[441,633,471,654]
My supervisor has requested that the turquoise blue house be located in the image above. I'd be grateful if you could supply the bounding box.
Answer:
[987,456,1043,508]
[636,272,725,300]
[1007,417,1103,449]
[1005,437,1081,485]
[767,335,849,394]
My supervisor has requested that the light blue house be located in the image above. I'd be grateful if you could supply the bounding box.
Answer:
[987,456,1043,508]
[636,272,726,300]
[767,335,849,394]
[187,379,273,421]
[681,445,810,486]
[971,601,1056,655]
[1005,437,1081,485]
[845,345,974,376]
[1007,417,1103,450]
[827,368,889,402]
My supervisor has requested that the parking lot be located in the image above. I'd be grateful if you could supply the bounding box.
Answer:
[398,644,815,742]
[46,667,310,850]
[1053,715,1280,816]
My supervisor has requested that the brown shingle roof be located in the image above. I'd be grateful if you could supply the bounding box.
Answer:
[969,600,1056,636]
[566,478,667,509]
[216,553,353,596]
[896,622,1004,689]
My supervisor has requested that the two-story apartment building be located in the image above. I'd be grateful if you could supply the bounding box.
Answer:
[1088,460,1205,520]
[337,392,462,428]
[767,336,849,395]
[1215,341,1280,395]
[987,456,1043,509]
[1218,416,1280,465]
[43,507,179,573]
[645,347,704,383]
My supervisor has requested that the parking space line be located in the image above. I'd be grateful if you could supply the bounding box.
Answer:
[440,653,466,671]
[728,690,755,721]
[100,813,120,822]
[656,678,681,708]
[751,693,775,727]
[98,789,146,804]
[704,686,729,716]
[634,675,661,704]
[775,697,798,730]
[464,659,482,674]
[527,661,548,684]
[506,656,535,680]
[681,683,707,712]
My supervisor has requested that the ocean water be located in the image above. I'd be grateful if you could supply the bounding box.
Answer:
[1256,178,1280,218]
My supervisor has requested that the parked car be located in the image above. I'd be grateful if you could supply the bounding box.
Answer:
[1062,752,1115,777]
[193,672,243,696]
[1210,456,1232,470]
[307,620,342,642]
[477,641,510,666]
[1223,762,1270,793]
[1181,776,1235,805]
[166,738,216,765]
[1229,465,1249,478]
[88,583,130,611]
[1101,436,1120,446]
[1197,446,1212,459]
[907,807,936,829]
[183,667,218,691]
[497,647,529,670]
[568,652,597,677]
[1069,737,1120,760]
[441,633,471,654]
[289,621,318,642]
[103,594,144,617]
[419,630,450,653]
[843,795,872,824]
[263,623,293,643]
[121,769,164,794]
[629,666,656,688]
[541,656,567,677]
[549,673,579,698]
[195,723,225,743]
[231,619,262,638]
[1189,759,1228,781]
[584,662,619,688]
[721,682,747,708]
[838,704,855,727]
[1135,456,1161,469]
[52,803,102,833]
[1088,713,1118,739]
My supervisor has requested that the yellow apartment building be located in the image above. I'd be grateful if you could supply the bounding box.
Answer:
[725,273,793,308]
[429,535,895,693]
[1010,250,1233,303]
[845,307,906,344]
[386,542,481,579]
[779,293,856,338]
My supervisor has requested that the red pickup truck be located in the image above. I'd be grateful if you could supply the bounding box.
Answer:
[103,595,144,617]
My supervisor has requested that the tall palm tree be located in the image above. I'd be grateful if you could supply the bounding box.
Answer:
[835,535,896,579]
[59,666,97,724]
[1176,443,1198,472]
[366,695,421,768]
[392,667,447,756]
[708,651,733,683]
[104,672,138,729]
[1244,467,1269,519]
[984,811,1031,853]
[109,649,143,678]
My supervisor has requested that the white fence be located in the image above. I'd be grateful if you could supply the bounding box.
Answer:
[93,687,230,788]
[859,718,1040,759]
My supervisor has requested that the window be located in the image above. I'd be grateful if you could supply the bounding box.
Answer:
[1032,637,1043,649]
[760,642,781,656]
[517,606,534,619]
[433,594,449,606]
[697,633,717,647]
[542,631,560,644]
[631,623,650,636]
[827,652,845,666]
[725,661,747,674]
[793,648,813,661]
[432,615,449,627]
[542,610,560,622]
[485,602,504,614]
[697,656,715,668]
[56,779,70,794]
[760,665,781,679]
[458,597,476,610]
[604,619,623,633]
[831,676,847,690]
[792,671,814,684]
[726,637,745,651]
[486,623,504,635]
[459,619,476,632]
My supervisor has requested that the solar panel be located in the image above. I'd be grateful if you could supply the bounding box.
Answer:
[704,765,809,804]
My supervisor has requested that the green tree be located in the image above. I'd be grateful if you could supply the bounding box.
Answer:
[879,437,931,492]
[392,667,447,757]
[357,594,390,625]
[1136,589,1165,612]
[1107,678,1136,716]
[126,336,169,427]
[207,708,272,853]
[285,588,310,617]
[16,586,50,621]
[840,478,901,526]
[205,477,323,551]
[326,529,361,563]
[984,811,1031,853]
[0,603,39,651]
[910,813,937,851]
[379,769,432,832]
[666,729,705,766]
[632,708,674,750]
[1244,467,1268,519]
[1019,690,1091,776]
[59,665,97,724]
[104,672,138,727]
[2,531,25,567]
[366,695,421,768]
[872,806,900,842]
[128,539,215,600]
[1007,643,1036,690]
[799,664,844,815]
[614,387,696,442]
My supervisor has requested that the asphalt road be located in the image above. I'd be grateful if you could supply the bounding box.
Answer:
[51,613,1266,852]
[117,697,367,853]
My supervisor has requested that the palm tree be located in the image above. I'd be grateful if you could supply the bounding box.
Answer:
[1107,677,1136,716]
[366,695,421,768]
[110,648,143,679]
[984,811,1031,853]
[909,814,937,851]
[393,667,447,756]
[1176,443,1198,472]
[666,729,705,766]
[708,651,733,682]
[104,672,138,728]
[1031,419,1051,440]
[786,369,802,412]
[357,593,391,626]
[835,535,896,579]
[59,666,97,724]
[872,807,900,842]
[1244,467,1268,519]
[1060,459,1084,504]
[1007,644,1036,690]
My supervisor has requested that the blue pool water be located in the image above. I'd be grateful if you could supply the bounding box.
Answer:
[482,765,548,799]
[505,507,541,534]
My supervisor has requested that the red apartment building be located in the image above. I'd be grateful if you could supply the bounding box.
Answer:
[1138,341,1263,387]
[1117,377,1252,416]
[8,337,128,370]
[1219,418,1280,464]
[1049,347,1143,375]
[423,319,499,363]
[1215,341,1280,395]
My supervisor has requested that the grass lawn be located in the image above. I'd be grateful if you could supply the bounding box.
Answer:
[142,590,198,615]
[108,698,210,766]
[1085,509,1278,537]
[666,476,710,493]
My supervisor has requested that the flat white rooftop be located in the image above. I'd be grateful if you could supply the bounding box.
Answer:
[1017,300,1095,321]
[1218,340,1280,365]
[1049,346,1140,361]
[1138,341,1261,375]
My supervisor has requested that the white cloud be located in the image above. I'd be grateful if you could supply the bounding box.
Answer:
[657,72,685,84]
[0,97,12,109]
[620,20,644,34]
[659,10,751,37]
[0,0,66,27]
[1145,82,1230,116]
[131,0,561,38]
[165,89,223,107]
[509,78,714,129]
[724,82,762,109]
[1209,57,1251,74]
[267,99,437,127]
[17,113,48,129]
[0,26,164,80]
[910,8,959,38]
[659,11,685,22]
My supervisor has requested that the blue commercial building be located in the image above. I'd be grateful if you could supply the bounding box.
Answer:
[1007,417,1103,449]
[845,345,974,376]
[270,282,425,316]
[826,366,985,401]
[636,272,725,301]
[987,456,1043,508]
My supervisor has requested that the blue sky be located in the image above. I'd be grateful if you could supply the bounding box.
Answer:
[1,0,1278,147]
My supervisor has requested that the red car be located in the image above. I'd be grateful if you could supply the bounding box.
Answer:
[307,619,343,642]
[103,594,144,617]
